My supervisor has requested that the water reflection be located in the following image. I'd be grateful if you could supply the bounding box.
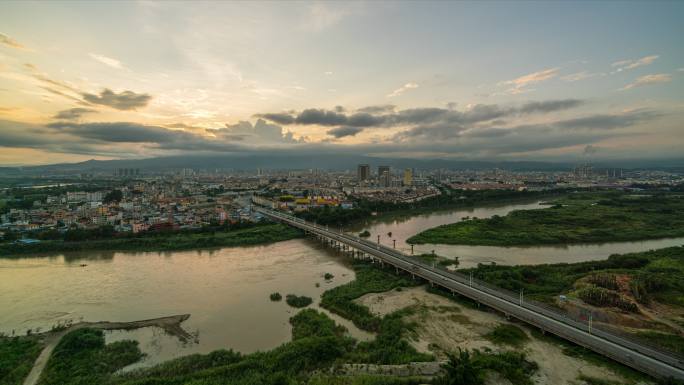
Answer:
[0,239,372,367]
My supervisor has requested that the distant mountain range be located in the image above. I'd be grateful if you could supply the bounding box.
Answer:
[2,154,684,175]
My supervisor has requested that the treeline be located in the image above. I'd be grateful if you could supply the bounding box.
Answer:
[296,187,568,227]
[0,223,303,257]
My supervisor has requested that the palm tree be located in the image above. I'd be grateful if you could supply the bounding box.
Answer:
[436,348,483,385]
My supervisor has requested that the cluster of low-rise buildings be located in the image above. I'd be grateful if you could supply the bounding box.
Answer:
[0,179,252,237]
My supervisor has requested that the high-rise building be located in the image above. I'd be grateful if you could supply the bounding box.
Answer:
[378,166,390,187]
[403,168,413,186]
[357,164,370,181]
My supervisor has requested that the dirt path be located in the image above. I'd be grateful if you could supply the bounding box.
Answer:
[23,314,191,385]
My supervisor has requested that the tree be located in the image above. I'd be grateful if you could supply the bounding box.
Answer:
[103,190,123,204]
[436,349,484,385]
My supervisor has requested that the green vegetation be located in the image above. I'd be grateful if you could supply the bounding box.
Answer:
[296,188,567,227]
[269,292,282,301]
[435,348,538,385]
[321,261,418,331]
[461,246,684,307]
[320,261,432,365]
[0,223,302,257]
[483,324,529,348]
[324,272,335,280]
[359,230,371,238]
[290,309,347,340]
[103,189,123,204]
[460,246,684,356]
[409,193,684,246]
[39,328,143,385]
[633,331,684,355]
[413,253,458,268]
[576,285,638,312]
[286,294,313,308]
[307,375,427,385]
[0,336,42,385]
[109,307,426,385]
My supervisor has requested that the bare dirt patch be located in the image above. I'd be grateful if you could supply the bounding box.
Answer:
[355,286,632,385]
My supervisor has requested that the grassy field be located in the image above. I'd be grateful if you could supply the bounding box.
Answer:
[0,336,43,385]
[0,223,302,257]
[407,193,684,246]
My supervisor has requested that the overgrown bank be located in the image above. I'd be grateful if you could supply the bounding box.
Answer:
[0,223,302,257]
[408,192,684,246]
[295,187,569,227]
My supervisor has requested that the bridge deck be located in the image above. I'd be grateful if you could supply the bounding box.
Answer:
[255,207,684,380]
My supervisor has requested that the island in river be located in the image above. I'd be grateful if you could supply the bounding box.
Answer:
[407,192,684,246]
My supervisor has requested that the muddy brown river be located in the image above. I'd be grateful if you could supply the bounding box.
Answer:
[2,200,682,368]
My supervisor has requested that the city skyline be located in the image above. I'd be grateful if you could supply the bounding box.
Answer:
[1,1,683,166]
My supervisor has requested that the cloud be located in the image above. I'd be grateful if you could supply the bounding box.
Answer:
[356,105,396,114]
[517,99,584,114]
[501,68,559,94]
[620,73,672,90]
[253,112,295,125]
[327,126,363,138]
[553,110,659,129]
[305,3,351,31]
[561,71,599,82]
[387,82,419,97]
[394,109,657,142]
[611,55,658,73]
[295,108,348,125]
[48,121,183,143]
[324,71,333,75]
[82,89,152,110]
[53,108,98,120]
[216,119,298,144]
[0,33,26,50]
[257,99,584,131]
[89,53,124,69]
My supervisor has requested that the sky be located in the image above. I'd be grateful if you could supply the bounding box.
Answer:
[0,1,683,166]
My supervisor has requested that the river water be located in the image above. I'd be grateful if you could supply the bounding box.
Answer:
[346,200,684,268]
[0,240,371,368]
[1,200,682,368]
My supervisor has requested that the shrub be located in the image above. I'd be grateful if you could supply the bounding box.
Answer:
[484,324,529,347]
[270,292,282,301]
[286,294,313,308]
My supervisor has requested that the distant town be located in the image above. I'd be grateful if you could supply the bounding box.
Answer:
[1,163,682,241]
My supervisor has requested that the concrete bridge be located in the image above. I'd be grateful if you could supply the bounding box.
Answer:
[255,206,684,380]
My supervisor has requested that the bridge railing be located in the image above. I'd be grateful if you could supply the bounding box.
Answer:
[257,208,684,365]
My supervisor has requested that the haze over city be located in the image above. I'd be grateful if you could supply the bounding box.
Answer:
[1,1,683,166]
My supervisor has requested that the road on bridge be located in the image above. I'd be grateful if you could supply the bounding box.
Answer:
[255,207,684,380]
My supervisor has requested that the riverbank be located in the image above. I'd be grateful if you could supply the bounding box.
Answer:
[460,246,684,356]
[22,314,192,385]
[408,192,684,246]
[8,257,663,385]
[297,188,570,227]
[0,223,302,258]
